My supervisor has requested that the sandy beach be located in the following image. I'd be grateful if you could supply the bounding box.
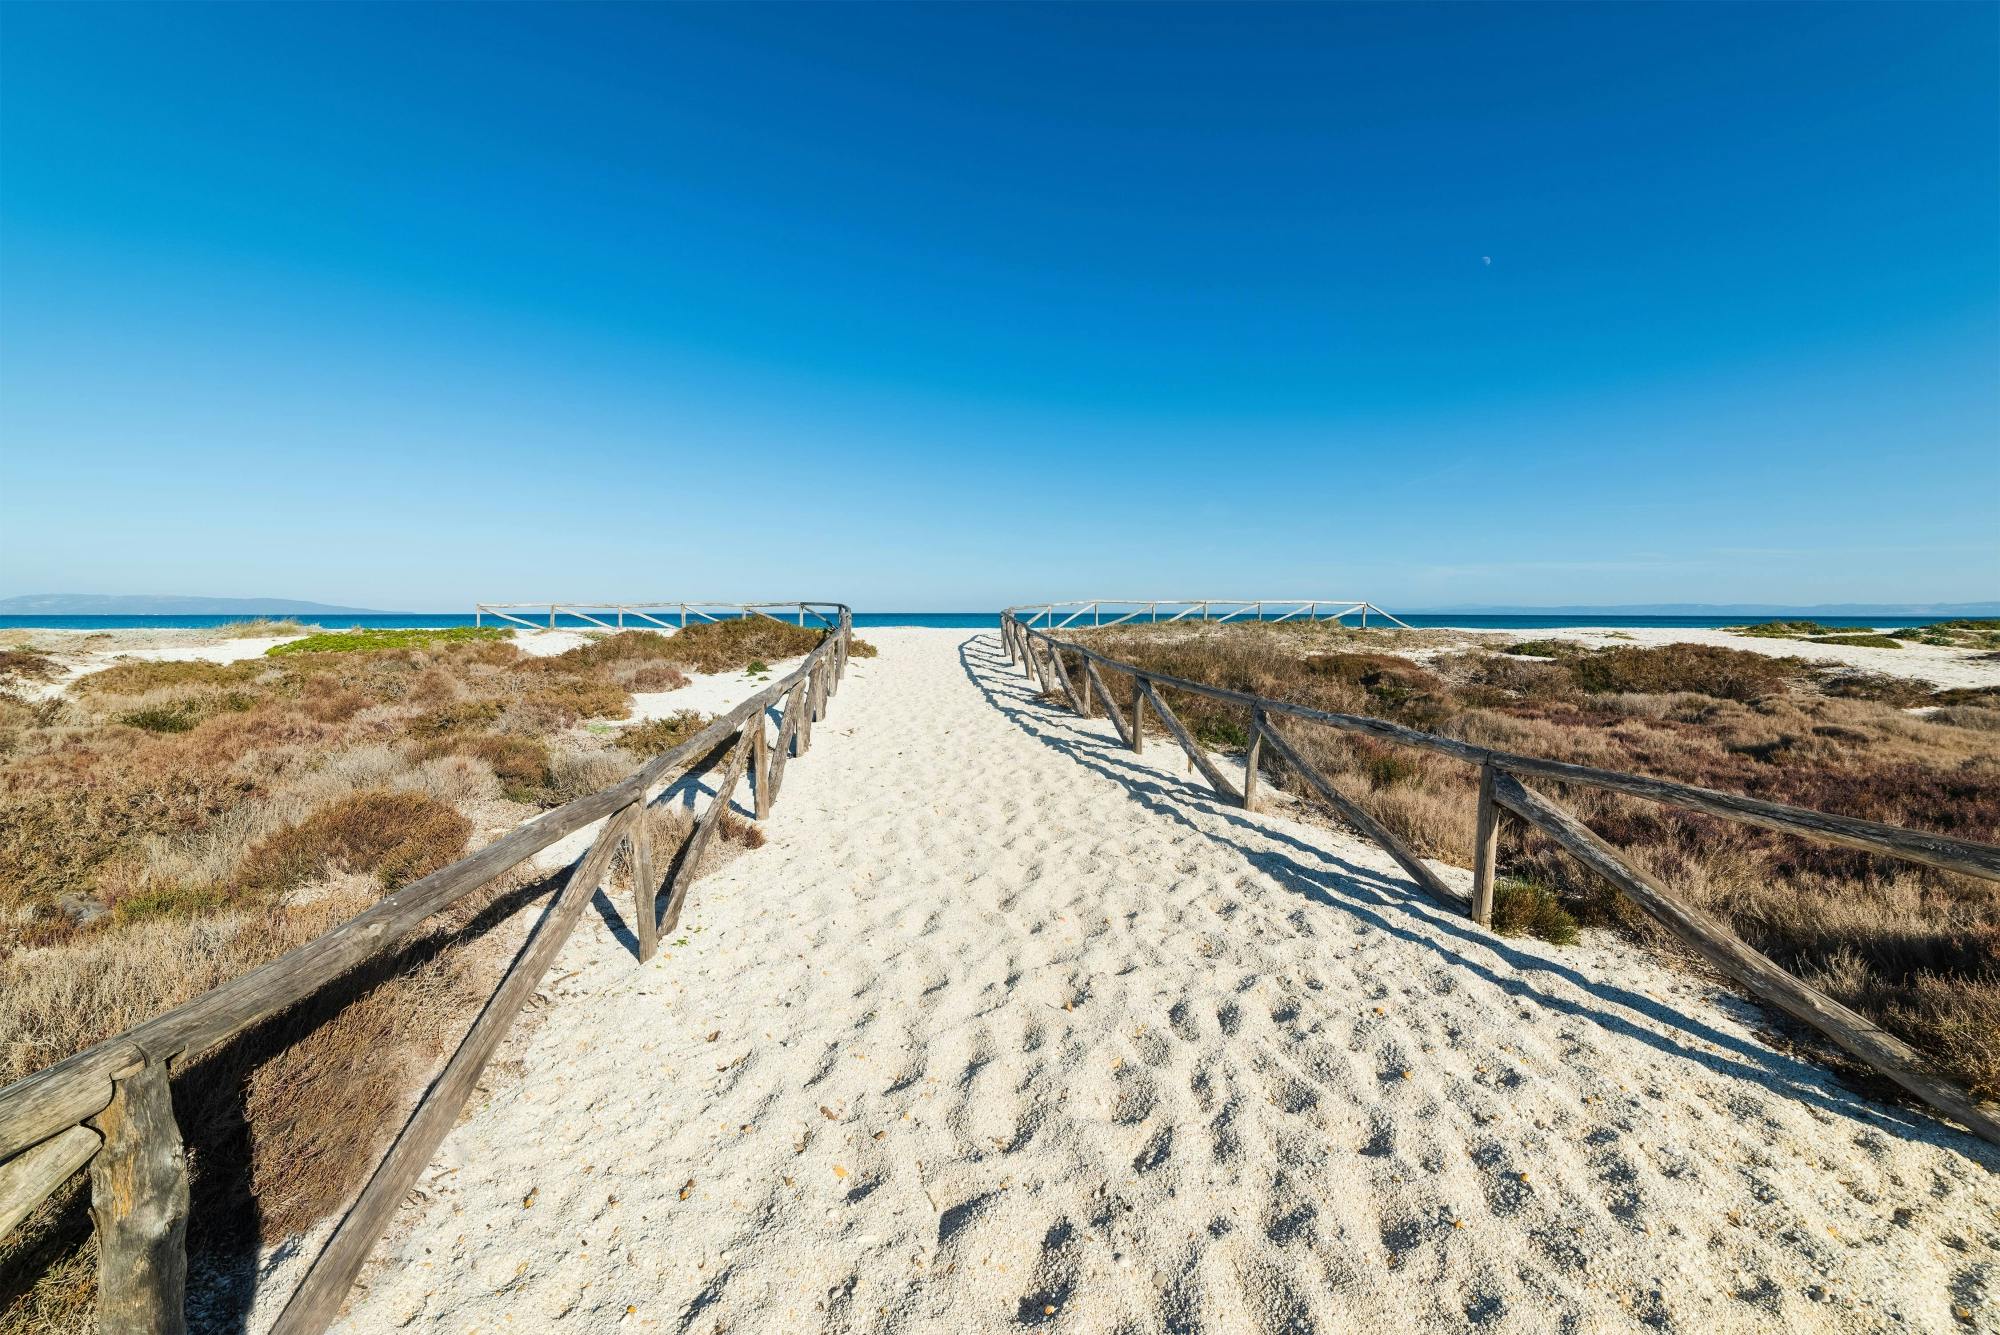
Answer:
[233,627,2000,1335]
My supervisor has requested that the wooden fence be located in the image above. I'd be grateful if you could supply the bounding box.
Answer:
[1001,604,2000,1148]
[474,600,841,631]
[1008,598,1412,631]
[0,603,855,1334]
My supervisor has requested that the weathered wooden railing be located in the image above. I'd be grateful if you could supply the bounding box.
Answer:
[1000,605,2000,1147]
[475,600,841,631]
[0,604,855,1334]
[1009,598,1412,631]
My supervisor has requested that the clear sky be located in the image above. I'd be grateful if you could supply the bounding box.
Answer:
[2,2,1994,611]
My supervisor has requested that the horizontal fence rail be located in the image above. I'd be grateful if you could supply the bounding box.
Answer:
[475,600,841,631]
[0,602,856,1335]
[1009,598,1413,631]
[1000,603,2000,1147]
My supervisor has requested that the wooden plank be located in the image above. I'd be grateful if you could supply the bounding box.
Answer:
[1490,772,2000,1147]
[1047,645,1084,713]
[88,1061,188,1335]
[1471,762,1500,927]
[631,812,659,965]
[1243,707,1265,812]
[1039,633,2000,882]
[660,729,754,936]
[1137,680,1242,803]
[797,662,818,754]
[0,1123,98,1243]
[1082,659,1129,747]
[1078,660,1095,717]
[272,804,643,1335]
[1254,720,1465,910]
[766,678,808,803]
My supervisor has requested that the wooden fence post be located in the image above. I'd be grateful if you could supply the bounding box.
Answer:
[751,714,772,820]
[631,813,659,964]
[1243,707,1265,811]
[88,1060,188,1335]
[1130,675,1146,754]
[1471,763,1500,927]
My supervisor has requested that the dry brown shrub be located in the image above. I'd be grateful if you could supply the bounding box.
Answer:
[235,790,471,898]
[657,618,824,674]
[1565,643,1810,701]
[617,663,692,692]
[615,711,714,758]
[0,651,59,683]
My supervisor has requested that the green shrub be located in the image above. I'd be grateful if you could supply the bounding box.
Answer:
[1501,640,1581,658]
[1807,634,1902,649]
[1726,621,1843,639]
[1490,878,1579,945]
[267,626,511,656]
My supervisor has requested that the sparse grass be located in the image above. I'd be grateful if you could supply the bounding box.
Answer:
[267,626,511,656]
[1074,619,2000,1100]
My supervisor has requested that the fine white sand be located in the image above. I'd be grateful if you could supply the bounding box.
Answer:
[289,629,1997,1335]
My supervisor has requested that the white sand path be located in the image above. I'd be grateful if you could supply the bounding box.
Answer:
[308,629,1996,1335]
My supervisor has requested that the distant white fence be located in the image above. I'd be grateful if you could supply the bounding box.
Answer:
[475,601,843,631]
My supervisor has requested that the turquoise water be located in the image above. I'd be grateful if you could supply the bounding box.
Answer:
[0,611,1961,632]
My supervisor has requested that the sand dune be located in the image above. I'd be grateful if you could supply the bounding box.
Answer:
[260,629,1995,1333]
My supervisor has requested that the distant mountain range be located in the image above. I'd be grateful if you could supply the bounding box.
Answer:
[1408,602,2000,617]
[0,594,393,615]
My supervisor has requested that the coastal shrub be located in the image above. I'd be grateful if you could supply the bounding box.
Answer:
[545,630,681,670]
[1929,706,2000,733]
[619,663,692,692]
[1501,639,1583,658]
[1566,643,1808,701]
[1726,621,1843,639]
[0,650,59,682]
[72,658,264,695]
[115,701,207,734]
[615,710,713,758]
[266,626,511,656]
[657,617,825,673]
[847,638,879,659]
[1809,633,1902,649]
[1490,878,1580,945]
[1897,619,2000,651]
[234,789,470,897]
[218,618,310,638]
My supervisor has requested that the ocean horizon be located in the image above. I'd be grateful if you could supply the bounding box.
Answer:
[0,611,1968,632]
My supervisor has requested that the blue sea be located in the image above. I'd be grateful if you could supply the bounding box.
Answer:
[0,611,1963,632]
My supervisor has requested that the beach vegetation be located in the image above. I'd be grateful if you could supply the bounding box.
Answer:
[1808,633,1903,649]
[1489,877,1580,945]
[615,710,713,757]
[267,625,511,656]
[1073,618,2000,1100]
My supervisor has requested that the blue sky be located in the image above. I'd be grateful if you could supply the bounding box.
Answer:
[2,3,1994,610]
